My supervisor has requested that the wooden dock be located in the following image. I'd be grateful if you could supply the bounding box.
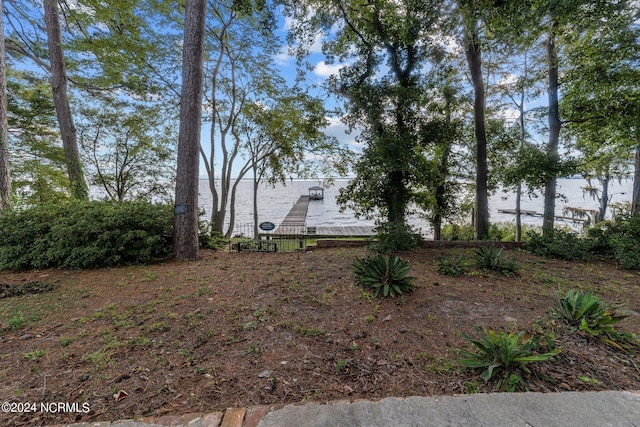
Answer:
[271,195,376,237]
[281,196,310,224]
[309,226,375,237]
[498,209,588,224]
[274,196,310,235]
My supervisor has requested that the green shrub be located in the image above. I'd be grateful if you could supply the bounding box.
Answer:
[370,222,421,253]
[353,254,415,298]
[436,254,467,277]
[550,290,628,337]
[474,246,520,275]
[442,222,534,242]
[590,214,640,270]
[459,327,559,392]
[0,201,173,270]
[442,223,475,241]
[526,229,591,261]
[197,215,228,250]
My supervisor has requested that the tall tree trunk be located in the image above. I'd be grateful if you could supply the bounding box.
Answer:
[543,30,561,235]
[515,66,527,242]
[465,27,489,240]
[173,0,207,261]
[0,0,11,211]
[253,166,259,239]
[632,145,640,216]
[43,0,88,200]
[598,176,609,222]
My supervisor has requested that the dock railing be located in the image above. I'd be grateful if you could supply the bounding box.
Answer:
[230,222,308,253]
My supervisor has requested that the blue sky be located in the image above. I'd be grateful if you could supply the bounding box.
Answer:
[200,9,360,180]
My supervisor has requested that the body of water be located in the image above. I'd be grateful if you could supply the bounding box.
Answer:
[198,178,635,237]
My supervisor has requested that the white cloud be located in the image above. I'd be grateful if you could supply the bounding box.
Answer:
[324,116,362,151]
[314,61,344,78]
[274,46,292,66]
[498,73,518,86]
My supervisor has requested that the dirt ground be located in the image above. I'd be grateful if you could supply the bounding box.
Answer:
[1,247,639,426]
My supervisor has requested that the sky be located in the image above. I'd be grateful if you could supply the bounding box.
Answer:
[199,8,359,180]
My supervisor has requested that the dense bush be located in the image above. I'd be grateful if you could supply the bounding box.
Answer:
[442,222,536,242]
[370,222,421,253]
[526,215,640,269]
[442,223,475,241]
[526,228,591,261]
[587,215,640,270]
[0,201,174,270]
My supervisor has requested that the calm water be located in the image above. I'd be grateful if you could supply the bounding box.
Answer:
[198,178,635,237]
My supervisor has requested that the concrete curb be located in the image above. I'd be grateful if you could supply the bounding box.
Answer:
[51,391,640,427]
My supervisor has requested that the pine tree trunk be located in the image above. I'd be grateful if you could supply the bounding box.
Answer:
[173,0,207,260]
[465,27,489,240]
[0,0,11,211]
[43,0,88,200]
[632,145,640,216]
[543,31,561,236]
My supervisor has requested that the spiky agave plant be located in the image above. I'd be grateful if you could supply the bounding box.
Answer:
[353,254,414,298]
[550,289,628,336]
[459,327,560,391]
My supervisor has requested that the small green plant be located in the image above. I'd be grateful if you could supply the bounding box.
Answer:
[23,350,47,360]
[364,315,376,323]
[293,326,324,337]
[59,337,72,348]
[9,311,25,330]
[128,336,153,349]
[242,321,257,330]
[335,358,348,374]
[474,246,520,275]
[459,327,559,392]
[353,254,415,298]
[550,290,628,338]
[436,254,467,277]
[578,375,601,385]
[149,322,170,333]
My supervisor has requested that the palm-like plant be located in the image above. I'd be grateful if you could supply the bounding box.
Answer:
[474,246,520,275]
[459,327,559,391]
[550,290,627,336]
[353,254,414,297]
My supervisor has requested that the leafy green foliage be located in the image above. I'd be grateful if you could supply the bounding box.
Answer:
[353,254,415,298]
[474,246,520,275]
[459,327,559,392]
[7,69,71,205]
[550,290,628,337]
[436,254,467,277]
[442,224,475,241]
[370,222,421,253]
[77,95,177,202]
[526,229,591,261]
[587,215,640,270]
[442,222,535,242]
[0,201,173,270]
[527,216,640,269]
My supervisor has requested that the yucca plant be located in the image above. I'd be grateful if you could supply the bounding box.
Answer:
[436,254,467,277]
[353,254,414,298]
[459,327,560,392]
[550,290,628,337]
[474,246,520,275]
